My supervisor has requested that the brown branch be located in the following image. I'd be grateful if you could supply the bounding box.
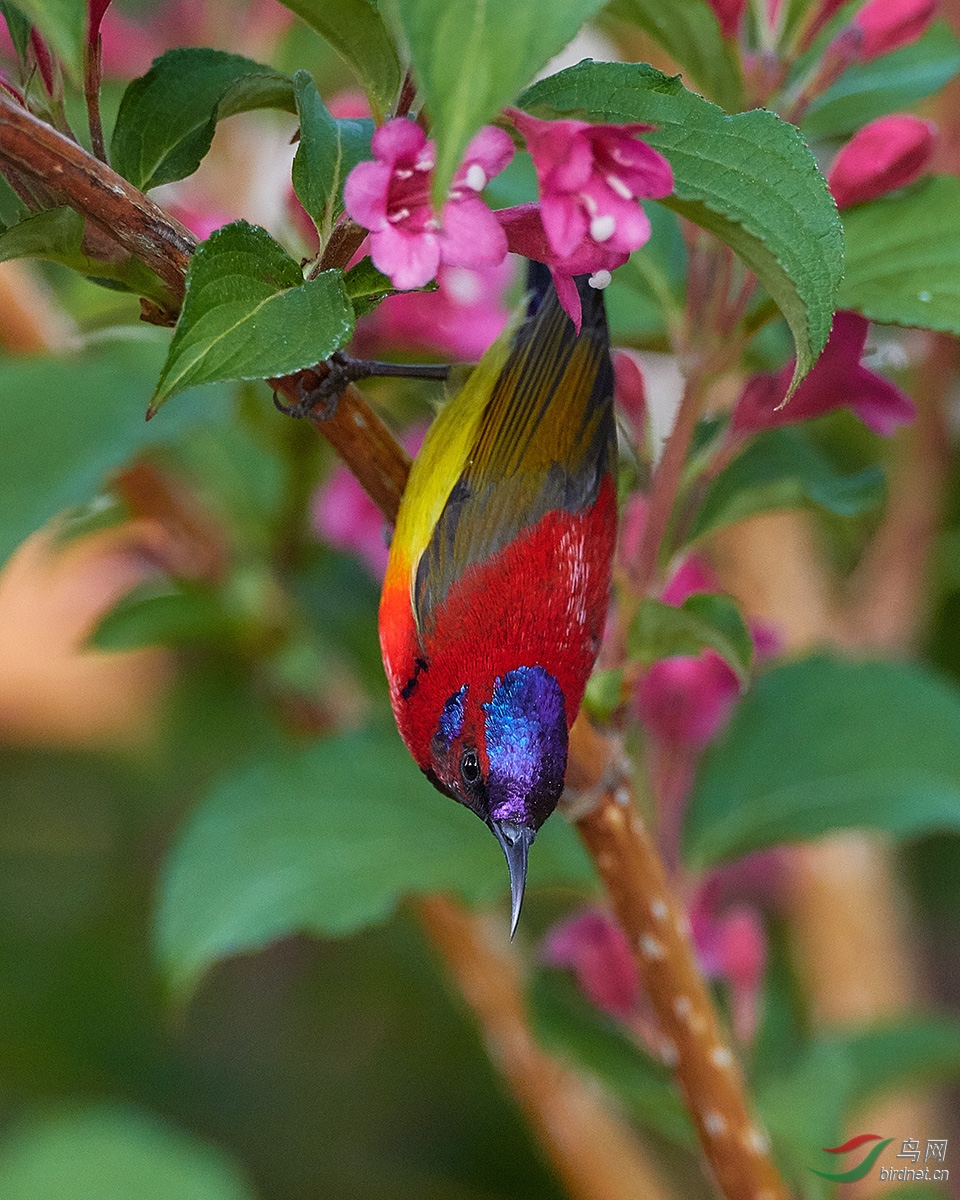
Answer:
[0,101,791,1200]
[566,719,789,1200]
[417,894,677,1200]
[0,90,192,306]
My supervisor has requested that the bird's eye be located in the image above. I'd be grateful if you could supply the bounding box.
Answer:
[460,749,481,785]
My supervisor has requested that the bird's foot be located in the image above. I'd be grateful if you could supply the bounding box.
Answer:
[273,353,453,421]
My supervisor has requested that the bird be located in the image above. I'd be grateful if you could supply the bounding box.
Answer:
[378,260,618,934]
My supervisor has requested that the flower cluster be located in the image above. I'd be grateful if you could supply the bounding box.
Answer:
[344,111,673,328]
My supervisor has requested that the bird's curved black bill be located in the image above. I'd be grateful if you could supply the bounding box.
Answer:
[490,819,536,938]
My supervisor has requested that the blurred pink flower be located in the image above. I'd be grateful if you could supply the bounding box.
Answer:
[613,349,647,443]
[732,311,915,437]
[854,0,937,60]
[691,883,766,1042]
[659,552,718,607]
[326,89,370,119]
[828,114,936,209]
[313,427,425,579]
[372,259,514,361]
[637,653,741,750]
[344,120,513,290]
[165,202,232,242]
[541,907,640,1020]
[708,0,747,37]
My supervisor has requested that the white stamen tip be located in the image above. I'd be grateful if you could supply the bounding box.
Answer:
[588,269,612,290]
[387,207,411,224]
[464,163,487,191]
[394,168,413,180]
[673,995,693,1020]
[639,936,666,960]
[651,898,668,922]
[590,214,616,242]
[711,1046,734,1069]
[606,172,633,200]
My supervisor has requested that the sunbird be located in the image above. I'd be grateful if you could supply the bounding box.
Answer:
[379,262,617,933]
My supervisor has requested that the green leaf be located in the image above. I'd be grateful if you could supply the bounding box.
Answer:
[0,335,232,565]
[156,727,594,995]
[341,255,433,317]
[627,593,753,683]
[583,668,624,722]
[520,61,844,396]
[13,0,84,83]
[391,0,610,201]
[757,1020,960,1200]
[840,176,960,334]
[0,207,173,305]
[683,655,960,870]
[531,973,695,1147]
[688,427,886,542]
[111,48,295,192]
[278,0,401,123]
[606,0,744,111]
[90,580,237,651]
[803,21,960,139]
[0,1,32,63]
[292,70,373,242]
[149,221,354,414]
[0,1107,255,1200]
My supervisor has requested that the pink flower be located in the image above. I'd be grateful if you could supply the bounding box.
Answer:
[637,653,741,750]
[369,259,514,360]
[659,552,718,607]
[344,120,513,291]
[691,883,766,1042]
[313,427,425,578]
[828,114,936,209]
[326,89,370,119]
[708,0,747,37]
[497,203,624,329]
[854,0,937,60]
[508,110,672,259]
[165,203,232,242]
[732,311,915,436]
[542,907,640,1020]
[613,349,647,443]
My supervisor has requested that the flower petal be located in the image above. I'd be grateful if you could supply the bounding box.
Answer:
[540,192,588,258]
[370,224,441,290]
[343,160,393,230]
[459,125,515,181]
[850,366,916,435]
[371,117,428,165]
[439,196,508,268]
[828,114,936,209]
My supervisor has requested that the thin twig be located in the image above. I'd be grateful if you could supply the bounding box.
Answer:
[84,35,107,163]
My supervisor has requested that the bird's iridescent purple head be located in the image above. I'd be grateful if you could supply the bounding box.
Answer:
[426,666,568,936]
[483,665,568,829]
[483,666,568,935]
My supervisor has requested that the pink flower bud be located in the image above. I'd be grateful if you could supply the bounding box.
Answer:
[542,907,640,1020]
[854,0,938,61]
[613,349,647,439]
[708,0,747,37]
[828,114,936,208]
[636,652,740,749]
